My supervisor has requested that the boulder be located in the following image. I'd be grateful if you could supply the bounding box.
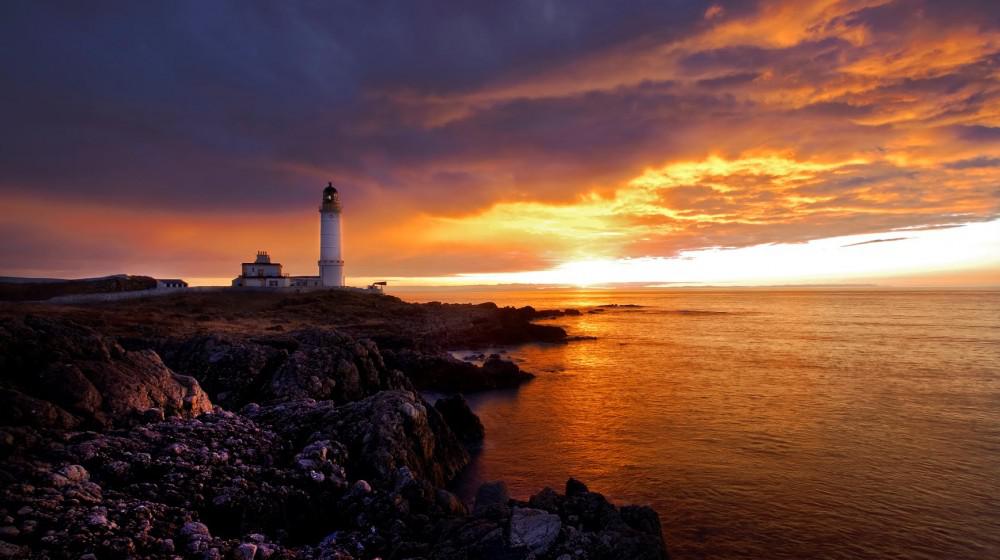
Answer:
[0,388,80,429]
[268,329,410,403]
[510,507,561,555]
[434,394,485,445]
[473,481,511,519]
[0,316,212,428]
[383,349,534,392]
[566,477,589,497]
[160,334,286,408]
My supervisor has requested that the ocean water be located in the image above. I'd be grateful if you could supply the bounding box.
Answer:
[392,288,1000,560]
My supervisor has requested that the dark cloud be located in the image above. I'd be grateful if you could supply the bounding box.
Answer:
[831,0,1000,34]
[955,125,1000,142]
[841,237,909,247]
[695,72,761,88]
[944,157,1000,170]
[0,0,718,212]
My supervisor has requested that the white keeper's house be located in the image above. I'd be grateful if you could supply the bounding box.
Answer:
[232,182,345,289]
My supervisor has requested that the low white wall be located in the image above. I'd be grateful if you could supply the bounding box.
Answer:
[40,285,381,305]
[41,286,226,305]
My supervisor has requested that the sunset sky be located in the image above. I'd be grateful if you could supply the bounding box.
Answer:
[2,1,998,287]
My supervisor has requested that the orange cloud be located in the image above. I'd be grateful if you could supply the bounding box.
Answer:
[389,153,998,271]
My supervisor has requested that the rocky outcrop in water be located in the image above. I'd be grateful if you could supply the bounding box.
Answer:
[431,479,667,560]
[464,305,570,346]
[384,349,534,392]
[434,394,485,445]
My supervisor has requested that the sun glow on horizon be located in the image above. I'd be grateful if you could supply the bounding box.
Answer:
[334,219,1000,289]
[351,153,1000,287]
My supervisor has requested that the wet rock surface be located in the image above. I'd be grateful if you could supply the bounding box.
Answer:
[433,394,485,445]
[0,294,667,559]
[384,350,534,393]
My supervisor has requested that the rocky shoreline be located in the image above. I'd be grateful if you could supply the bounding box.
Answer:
[0,290,667,559]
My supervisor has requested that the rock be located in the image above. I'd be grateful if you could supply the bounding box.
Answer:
[181,521,211,539]
[140,407,166,423]
[181,521,214,554]
[249,391,468,488]
[566,477,589,497]
[0,541,23,558]
[434,394,485,444]
[550,480,668,560]
[383,349,535,392]
[51,464,89,487]
[159,334,287,409]
[510,507,561,555]
[1,409,667,560]
[436,488,468,516]
[236,542,258,560]
[351,480,372,495]
[473,481,510,518]
[529,486,561,513]
[0,297,668,560]
[401,402,418,419]
[86,510,109,528]
[161,329,412,408]
[0,388,80,429]
[0,316,212,428]
[621,505,664,537]
[461,305,569,346]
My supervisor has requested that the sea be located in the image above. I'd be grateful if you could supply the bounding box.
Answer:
[391,288,1000,560]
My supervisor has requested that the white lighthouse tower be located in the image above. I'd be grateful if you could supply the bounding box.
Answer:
[318,182,344,287]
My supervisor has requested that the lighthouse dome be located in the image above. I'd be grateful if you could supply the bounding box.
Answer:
[323,182,338,201]
[321,181,342,212]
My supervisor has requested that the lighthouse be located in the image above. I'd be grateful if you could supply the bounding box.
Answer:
[319,182,345,287]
